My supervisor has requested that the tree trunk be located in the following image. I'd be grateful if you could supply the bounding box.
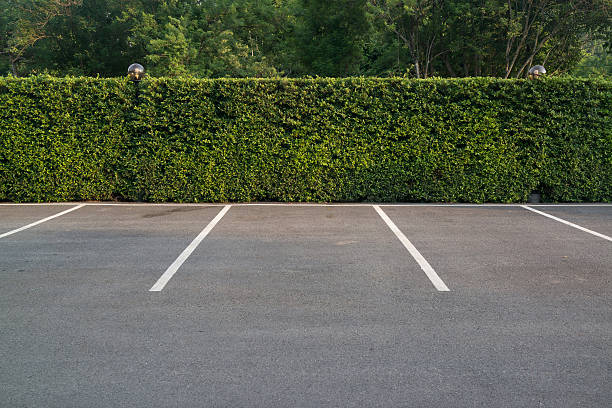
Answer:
[10,58,19,77]
[443,55,456,77]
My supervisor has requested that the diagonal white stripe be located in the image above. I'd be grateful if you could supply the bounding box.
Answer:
[0,204,86,239]
[373,205,450,291]
[521,205,612,242]
[149,205,232,292]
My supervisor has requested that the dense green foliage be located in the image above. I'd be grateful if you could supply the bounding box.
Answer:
[1,0,610,78]
[572,40,612,78]
[0,77,130,201]
[1,76,610,203]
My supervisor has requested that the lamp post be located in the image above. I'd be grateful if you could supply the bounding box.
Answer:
[127,63,145,104]
[127,63,145,201]
[528,65,546,80]
[527,64,546,203]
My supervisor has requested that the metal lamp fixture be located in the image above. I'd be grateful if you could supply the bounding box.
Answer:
[127,63,145,81]
[528,65,546,80]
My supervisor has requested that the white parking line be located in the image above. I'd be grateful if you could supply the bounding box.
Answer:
[0,204,86,239]
[373,205,450,292]
[521,205,612,242]
[150,205,232,292]
[1,202,611,207]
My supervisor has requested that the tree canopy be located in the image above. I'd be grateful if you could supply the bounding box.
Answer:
[1,0,610,77]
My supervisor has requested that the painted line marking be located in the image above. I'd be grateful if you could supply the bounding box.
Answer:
[521,205,612,242]
[373,205,450,292]
[0,204,86,239]
[150,205,232,292]
[1,203,611,207]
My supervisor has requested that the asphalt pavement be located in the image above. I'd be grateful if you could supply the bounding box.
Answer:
[1,203,610,407]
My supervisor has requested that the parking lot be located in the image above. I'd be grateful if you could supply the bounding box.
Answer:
[1,203,611,407]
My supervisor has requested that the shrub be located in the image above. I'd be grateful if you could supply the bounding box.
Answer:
[0,76,610,202]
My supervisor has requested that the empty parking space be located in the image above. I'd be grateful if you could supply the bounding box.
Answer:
[165,205,435,297]
[0,205,225,293]
[1,203,611,407]
[381,206,612,295]
[0,204,232,407]
[376,205,612,407]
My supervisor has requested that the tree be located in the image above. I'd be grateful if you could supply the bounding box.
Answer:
[368,0,444,78]
[294,0,370,76]
[572,39,612,78]
[1,0,608,78]
[1,0,82,76]
[38,0,148,76]
[366,0,611,78]
[502,0,611,78]
[119,0,287,77]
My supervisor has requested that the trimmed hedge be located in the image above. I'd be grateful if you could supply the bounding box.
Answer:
[0,76,610,202]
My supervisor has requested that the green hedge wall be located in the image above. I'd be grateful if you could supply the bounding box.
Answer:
[0,76,610,202]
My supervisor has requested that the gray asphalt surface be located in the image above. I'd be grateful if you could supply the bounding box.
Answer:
[1,203,610,407]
